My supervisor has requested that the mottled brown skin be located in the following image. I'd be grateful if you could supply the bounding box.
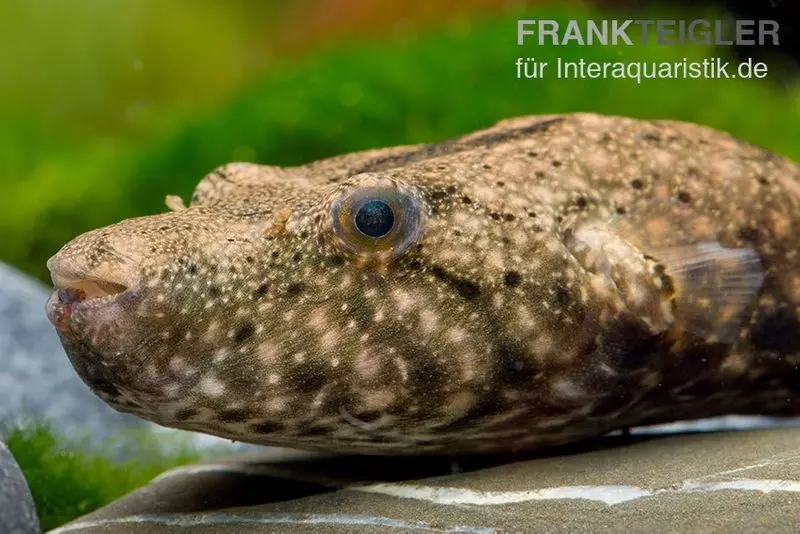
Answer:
[45,113,800,454]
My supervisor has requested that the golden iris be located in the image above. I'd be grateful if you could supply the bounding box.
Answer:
[330,184,424,261]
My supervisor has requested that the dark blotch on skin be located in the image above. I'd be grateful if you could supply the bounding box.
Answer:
[406,350,449,407]
[90,376,122,399]
[738,226,760,245]
[466,118,565,148]
[234,322,256,344]
[219,408,256,423]
[173,408,199,421]
[631,178,644,190]
[431,265,481,300]
[495,343,537,388]
[406,257,423,270]
[603,322,661,373]
[750,308,800,355]
[575,196,587,209]
[349,410,385,426]
[503,270,522,287]
[677,191,691,203]
[209,286,221,297]
[659,343,729,396]
[69,350,123,398]
[324,255,345,268]
[290,361,329,394]
[286,282,304,296]
[554,286,571,308]
[254,282,270,297]
[249,421,283,435]
[461,195,472,205]
[640,132,661,142]
[300,424,337,437]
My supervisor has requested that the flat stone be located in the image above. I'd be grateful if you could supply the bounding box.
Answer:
[52,427,800,533]
[0,440,39,534]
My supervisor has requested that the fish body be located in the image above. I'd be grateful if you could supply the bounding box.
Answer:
[45,113,800,454]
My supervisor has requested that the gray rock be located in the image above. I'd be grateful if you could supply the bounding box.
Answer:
[0,440,39,534]
[52,428,800,533]
[0,261,246,454]
[0,261,147,442]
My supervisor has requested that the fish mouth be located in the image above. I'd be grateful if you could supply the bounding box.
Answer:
[45,257,134,331]
[45,278,130,330]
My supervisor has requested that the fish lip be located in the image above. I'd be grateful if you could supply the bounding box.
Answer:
[45,284,133,332]
[45,258,137,331]
[46,253,136,302]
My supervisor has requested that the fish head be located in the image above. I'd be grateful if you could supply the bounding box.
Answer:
[46,160,580,447]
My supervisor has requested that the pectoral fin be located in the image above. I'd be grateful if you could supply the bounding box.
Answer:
[568,222,764,344]
[655,243,764,343]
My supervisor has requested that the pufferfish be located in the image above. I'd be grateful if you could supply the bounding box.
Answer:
[45,113,800,455]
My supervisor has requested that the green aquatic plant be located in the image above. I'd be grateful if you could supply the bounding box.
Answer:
[3,422,203,531]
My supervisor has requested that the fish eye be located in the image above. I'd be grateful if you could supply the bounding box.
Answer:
[329,182,425,262]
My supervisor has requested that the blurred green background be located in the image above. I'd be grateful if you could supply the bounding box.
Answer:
[2,1,799,529]
[1,0,799,282]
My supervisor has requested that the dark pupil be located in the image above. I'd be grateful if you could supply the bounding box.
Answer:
[355,200,394,238]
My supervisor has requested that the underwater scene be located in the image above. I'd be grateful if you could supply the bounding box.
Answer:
[1,1,798,532]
